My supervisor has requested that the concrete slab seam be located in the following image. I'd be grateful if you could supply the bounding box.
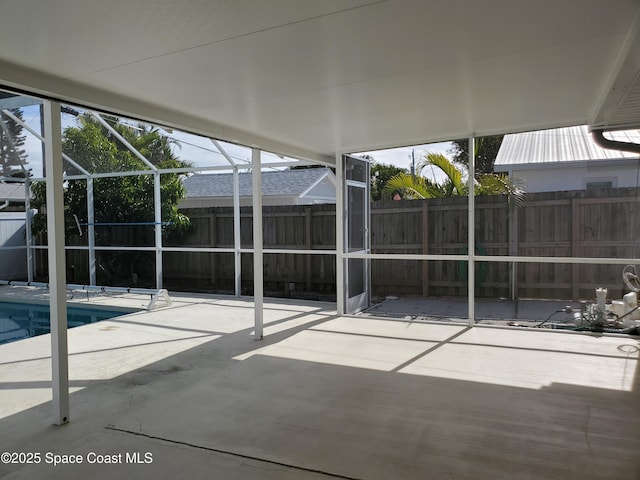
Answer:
[104,426,363,480]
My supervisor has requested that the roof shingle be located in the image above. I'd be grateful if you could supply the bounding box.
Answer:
[0,182,26,202]
[183,168,331,198]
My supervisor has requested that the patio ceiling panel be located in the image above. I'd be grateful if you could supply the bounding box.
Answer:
[0,0,380,76]
[0,0,638,159]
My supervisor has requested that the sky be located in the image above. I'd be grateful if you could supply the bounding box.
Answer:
[16,105,258,177]
[356,142,453,183]
[15,104,44,177]
[11,103,454,181]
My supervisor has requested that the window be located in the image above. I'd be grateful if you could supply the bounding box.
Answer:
[586,180,613,190]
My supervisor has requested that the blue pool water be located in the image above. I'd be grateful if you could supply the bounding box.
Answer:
[0,302,131,345]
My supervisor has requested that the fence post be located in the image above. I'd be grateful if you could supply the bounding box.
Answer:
[305,206,312,290]
[210,211,217,289]
[571,198,580,301]
[422,200,429,297]
[508,200,518,300]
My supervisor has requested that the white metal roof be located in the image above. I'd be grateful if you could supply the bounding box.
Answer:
[495,126,640,170]
[0,1,639,161]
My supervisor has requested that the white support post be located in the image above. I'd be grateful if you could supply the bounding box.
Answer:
[252,149,263,339]
[24,176,34,282]
[212,138,242,296]
[154,172,163,288]
[43,100,69,425]
[87,177,96,285]
[233,166,242,296]
[335,153,345,316]
[467,136,475,327]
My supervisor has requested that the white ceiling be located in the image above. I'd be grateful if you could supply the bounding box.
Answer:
[0,0,639,163]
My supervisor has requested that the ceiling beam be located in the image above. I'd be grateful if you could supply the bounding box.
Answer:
[591,8,640,129]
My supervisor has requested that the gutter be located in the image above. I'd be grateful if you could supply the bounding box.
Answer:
[592,129,640,155]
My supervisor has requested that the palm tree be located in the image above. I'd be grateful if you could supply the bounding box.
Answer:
[474,171,525,204]
[383,152,524,205]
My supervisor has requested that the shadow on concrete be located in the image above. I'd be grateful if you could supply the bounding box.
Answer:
[0,301,638,480]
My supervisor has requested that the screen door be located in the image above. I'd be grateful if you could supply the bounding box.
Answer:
[344,155,370,314]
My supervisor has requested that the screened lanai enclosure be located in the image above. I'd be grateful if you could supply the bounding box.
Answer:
[3,88,640,329]
[2,88,639,441]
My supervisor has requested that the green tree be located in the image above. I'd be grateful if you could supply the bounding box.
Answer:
[0,108,28,178]
[449,135,504,174]
[31,114,191,285]
[370,160,407,201]
[383,152,524,204]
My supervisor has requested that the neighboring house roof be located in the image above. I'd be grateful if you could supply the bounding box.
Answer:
[0,182,26,202]
[495,125,640,171]
[183,168,335,199]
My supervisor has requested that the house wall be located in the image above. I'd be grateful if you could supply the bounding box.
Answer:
[510,162,640,193]
[301,177,336,204]
[0,212,27,280]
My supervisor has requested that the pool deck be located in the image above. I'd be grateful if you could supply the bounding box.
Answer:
[0,287,639,479]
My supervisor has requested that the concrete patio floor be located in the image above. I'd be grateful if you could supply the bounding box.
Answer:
[365,296,583,324]
[0,289,639,479]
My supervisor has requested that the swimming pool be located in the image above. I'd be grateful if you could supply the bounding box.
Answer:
[0,301,132,345]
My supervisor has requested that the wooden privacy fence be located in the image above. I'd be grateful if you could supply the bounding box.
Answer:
[32,188,640,301]
[371,188,639,300]
[162,204,337,296]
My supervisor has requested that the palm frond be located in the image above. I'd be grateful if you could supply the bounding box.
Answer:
[416,152,465,195]
[382,173,443,199]
[476,173,526,206]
